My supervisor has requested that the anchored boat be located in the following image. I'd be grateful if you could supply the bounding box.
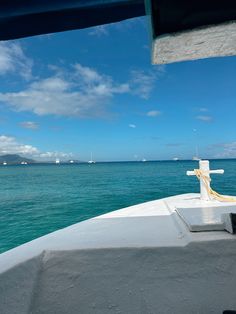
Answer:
[88,152,96,164]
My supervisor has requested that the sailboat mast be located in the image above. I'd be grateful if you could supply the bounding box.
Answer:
[196,145,199,158]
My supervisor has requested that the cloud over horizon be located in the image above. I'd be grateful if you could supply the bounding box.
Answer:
[213,141,236,159]
[0,135,73,161]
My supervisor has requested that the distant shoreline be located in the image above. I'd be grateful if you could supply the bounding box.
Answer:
[1,158,236,166]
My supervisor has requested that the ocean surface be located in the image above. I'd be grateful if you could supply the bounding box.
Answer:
[1,159,236,253]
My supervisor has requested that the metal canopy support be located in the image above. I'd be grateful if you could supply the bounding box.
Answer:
[0,0,145,40]
[147,0,236,64]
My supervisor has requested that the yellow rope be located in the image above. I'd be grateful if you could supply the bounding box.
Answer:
[194,169,236,202]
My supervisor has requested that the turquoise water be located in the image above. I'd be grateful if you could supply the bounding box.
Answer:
[1,160,236,253]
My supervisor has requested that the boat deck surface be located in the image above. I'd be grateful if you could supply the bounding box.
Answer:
[0,193,235,272]
[1,193,236,314]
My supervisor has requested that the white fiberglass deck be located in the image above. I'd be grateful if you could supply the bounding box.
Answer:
[1,193,236,314]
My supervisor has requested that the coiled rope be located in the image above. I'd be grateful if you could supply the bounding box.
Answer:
[194,169,236,202]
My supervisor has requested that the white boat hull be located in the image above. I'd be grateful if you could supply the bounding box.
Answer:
[1,194,236,313]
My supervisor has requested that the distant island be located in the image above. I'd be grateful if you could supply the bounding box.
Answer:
[0,154,35,165]
[0,154,82,165]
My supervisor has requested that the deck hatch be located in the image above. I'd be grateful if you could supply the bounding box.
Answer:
[176,206,236,232]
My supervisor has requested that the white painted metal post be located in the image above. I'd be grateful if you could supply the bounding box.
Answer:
[186,160,224,201]
[199,160,210,201]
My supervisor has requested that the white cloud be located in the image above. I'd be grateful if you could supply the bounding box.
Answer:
[129,124,136,128]
[130,70,156,99]
[37,151,73,159]
[0,64,130,118]
[0,135,39,155]
[0,135,73,161]
[199,107,208,112]
[156,64,166,74]
[0,56,164,118]
[88,17,146,37]
[146,110,161,117]
[74,63,103,83]
[31,77,70,91]
[20,121,39,130]
[0,63,160,118]
[89,25,109,37]
[0,42,33,79]
[196,115,213,122]
[213,142,236,158]
[74,64,130,95]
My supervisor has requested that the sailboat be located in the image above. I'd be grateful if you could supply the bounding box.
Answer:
[172,157,179,161]
[88,152,95,164]
[192,145,201,161]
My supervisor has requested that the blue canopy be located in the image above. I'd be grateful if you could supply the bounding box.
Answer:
[0,0,236,41]
[0,0,145,40]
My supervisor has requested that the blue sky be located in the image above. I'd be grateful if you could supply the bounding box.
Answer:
[0,16,236,161]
